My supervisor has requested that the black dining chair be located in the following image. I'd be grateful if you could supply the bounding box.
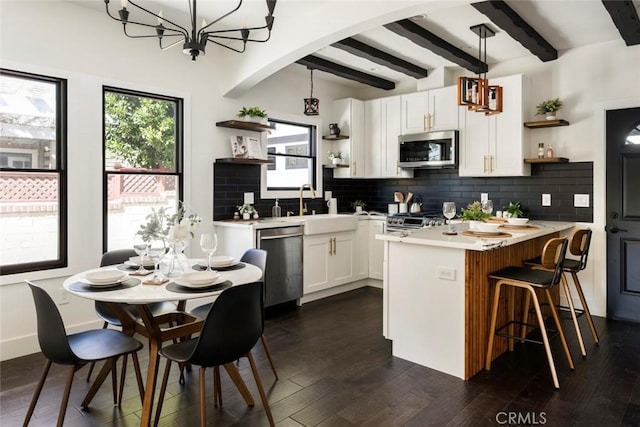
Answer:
[24,280,145,427]
[154,281,275,427]
[190,248,278,380]
[86,248,177,382]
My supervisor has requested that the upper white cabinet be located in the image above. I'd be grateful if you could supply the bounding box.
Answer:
[459,74,531,177]
[331,98,365,178]
[401,86,459,135]
[365,97,413,178]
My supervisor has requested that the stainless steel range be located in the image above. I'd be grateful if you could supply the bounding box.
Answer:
[385,211,446,232]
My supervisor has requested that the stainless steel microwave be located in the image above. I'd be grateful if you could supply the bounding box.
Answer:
[398,130,458,168]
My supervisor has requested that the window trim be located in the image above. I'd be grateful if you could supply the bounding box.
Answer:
[102,86,184,253]
[260,111,323,200]
[0,68,67,275]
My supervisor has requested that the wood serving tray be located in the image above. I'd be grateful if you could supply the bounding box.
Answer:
[499,224,539,230]
[487,217,508,223]
[463,230,512,238]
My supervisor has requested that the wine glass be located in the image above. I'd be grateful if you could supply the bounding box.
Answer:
[132,233,150,274]
[482,200,493,216]
[442,202,457,235]
[199,233,218,271]
[147,238,166,278]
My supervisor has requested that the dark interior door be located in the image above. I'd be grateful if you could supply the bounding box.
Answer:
[606,107,640,322]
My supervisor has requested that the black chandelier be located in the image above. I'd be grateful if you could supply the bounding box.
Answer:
[105,0,277,61]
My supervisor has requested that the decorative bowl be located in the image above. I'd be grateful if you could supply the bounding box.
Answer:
[210,256,235,267]
[474,222,502,232]
[85,269,127,284]
[506,217,530,225]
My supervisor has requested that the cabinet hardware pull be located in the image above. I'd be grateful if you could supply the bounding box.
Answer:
[328,238,332,255]
[483,155,487,173]
[423,114,428,131]
[353,161,357,176]
[489,155,494,173]
[332,237,336,255]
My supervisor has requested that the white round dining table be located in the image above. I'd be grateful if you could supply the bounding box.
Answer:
[62,260,263,427]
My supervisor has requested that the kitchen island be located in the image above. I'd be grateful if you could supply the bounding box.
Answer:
[376,221,574,380]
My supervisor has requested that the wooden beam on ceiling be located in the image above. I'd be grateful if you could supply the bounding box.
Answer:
[332,37,428,79]
[384,19,488,74]
[472,0,558,62]
[601,0,640,46]
[295,55,396,90]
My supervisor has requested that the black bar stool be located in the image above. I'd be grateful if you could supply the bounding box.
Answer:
[524,228,598,357]
[486,237,574,389]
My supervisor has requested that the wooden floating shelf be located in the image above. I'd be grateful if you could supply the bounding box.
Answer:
[215,120,275,132]
[322,135,349,140]
[215,158,273,164]
[524,157,569,163]
[323,164,349,168]
[523,119,570,129]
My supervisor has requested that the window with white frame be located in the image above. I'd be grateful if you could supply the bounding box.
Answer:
[0,69,67,275]
[265,119,317,190]
[103,86,183,252]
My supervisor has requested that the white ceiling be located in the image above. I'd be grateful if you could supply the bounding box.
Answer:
[73,0,639,89]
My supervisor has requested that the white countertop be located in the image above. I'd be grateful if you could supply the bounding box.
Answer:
[376,221,574,251]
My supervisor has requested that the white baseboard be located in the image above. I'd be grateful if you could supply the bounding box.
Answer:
[300,278,382,304]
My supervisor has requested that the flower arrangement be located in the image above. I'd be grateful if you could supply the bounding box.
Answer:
[237,106,267,119]
[237,203,258,215]
[351,200,366,209]
[327,151,343,160]
[460,201,491,222]
[503,201,523,218]
[535,98,563,115]
[137,202,201,243]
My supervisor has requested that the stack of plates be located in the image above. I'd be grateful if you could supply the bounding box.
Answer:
[125,256,155,267]
[82,269,127,288]
[176,271,223,288]
[201,256,237,268]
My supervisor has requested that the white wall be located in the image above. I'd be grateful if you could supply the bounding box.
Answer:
[1,0,639,361]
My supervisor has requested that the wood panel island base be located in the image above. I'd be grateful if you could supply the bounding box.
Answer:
[377,221,574,380]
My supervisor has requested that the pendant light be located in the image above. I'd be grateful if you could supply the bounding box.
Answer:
[457,23,503,115]
[303,68,319,116]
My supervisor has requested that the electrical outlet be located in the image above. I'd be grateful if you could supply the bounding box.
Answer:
[574,194,590,207]
[438,267,456,281]
[480,193,489,203]
[244,192,254,205]
[325,191,332,201]
[59,288,70,305]
[542,194,551,206]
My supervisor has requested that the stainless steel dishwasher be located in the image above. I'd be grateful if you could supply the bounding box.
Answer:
[256,225,304,307]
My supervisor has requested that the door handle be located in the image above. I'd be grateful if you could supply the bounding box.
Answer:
[606,225,628,233]
[333,237,336,255]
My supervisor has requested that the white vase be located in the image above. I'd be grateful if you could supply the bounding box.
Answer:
[545,112,556,120]
[160,241,189,277]
[242,212,250,220]
[332,158,342,165]
[468,220,480,230]
[355,206,363,214]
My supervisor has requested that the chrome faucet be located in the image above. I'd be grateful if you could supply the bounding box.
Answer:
[299,184,316,216]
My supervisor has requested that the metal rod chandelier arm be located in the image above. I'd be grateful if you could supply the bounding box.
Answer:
[104,0,189,39]
[198,0,244,34]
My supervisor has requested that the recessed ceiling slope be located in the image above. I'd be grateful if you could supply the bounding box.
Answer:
[472,0,558,62]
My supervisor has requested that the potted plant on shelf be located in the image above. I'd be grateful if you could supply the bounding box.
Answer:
[503,201,523,218]
[237,106,268,124]
[237,203,258,220]
[351,200,366,214]
[327,151,343,165]
[461,201,491,229]
[535,98,563,120]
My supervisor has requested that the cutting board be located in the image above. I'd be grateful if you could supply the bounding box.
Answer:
[463,230,512,238]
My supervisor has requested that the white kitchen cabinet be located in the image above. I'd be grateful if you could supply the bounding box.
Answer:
[401,86,459,135]
[354,220,369,281]
[459,74,531,177]
[331,98,365,178]
[303,231,356,294]
[364,97,413,179]
[368,219,385,280]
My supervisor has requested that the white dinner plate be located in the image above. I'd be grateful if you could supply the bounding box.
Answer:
[179,271,220,285]
[125,257,155,267]
[85,269,127,283]
[198,256,238,268]
[79,276,128,288]
[174,275,226,289]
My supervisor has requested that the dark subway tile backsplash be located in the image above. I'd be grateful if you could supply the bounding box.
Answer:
[213,162,593,223]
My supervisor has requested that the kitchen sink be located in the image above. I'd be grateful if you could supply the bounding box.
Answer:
[276,214,358,235]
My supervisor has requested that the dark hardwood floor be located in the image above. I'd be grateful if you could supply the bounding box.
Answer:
[2,287,640,426]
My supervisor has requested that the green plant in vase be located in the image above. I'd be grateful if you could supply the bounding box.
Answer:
[535,98,562,120]
[460,201,491,222]
[503,201,523,218]
[351,200,366,213]
[237,106,268,123]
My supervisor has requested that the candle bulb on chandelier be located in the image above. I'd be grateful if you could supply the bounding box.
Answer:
[157,10,163,25]
[120,0,128,8]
